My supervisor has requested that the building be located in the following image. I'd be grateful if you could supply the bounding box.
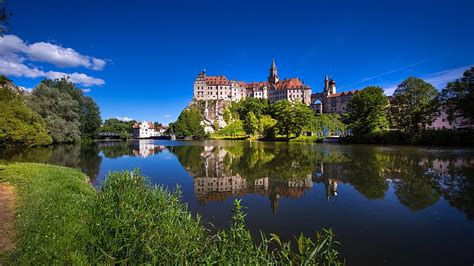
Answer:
[193,59,312,105]
[132,121,161,138]
[310,75,359,114]
[426,110,473,130]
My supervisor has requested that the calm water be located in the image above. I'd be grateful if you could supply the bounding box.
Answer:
[1,140,474,265]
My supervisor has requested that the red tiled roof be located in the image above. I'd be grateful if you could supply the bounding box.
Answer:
[327,90,359,98]
[205,76,230,85]
[246,81,269,89]
[275,78,311,90]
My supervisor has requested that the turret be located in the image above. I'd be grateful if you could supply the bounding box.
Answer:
[268,58,279,84]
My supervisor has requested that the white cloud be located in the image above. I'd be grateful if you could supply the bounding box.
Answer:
[0,35,106,70]
[82,88,91,93]
[424,66,471,89]
[115,117,134,122]
[382,65,472,95]
[0,58,105,87]
[0,35,106,87]
[45,71,105,86]
[164,114,172,118]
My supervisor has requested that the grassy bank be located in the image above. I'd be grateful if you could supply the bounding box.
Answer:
[0,163,95,264]
[0,164,342,264]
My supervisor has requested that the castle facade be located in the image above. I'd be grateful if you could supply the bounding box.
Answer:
[193,59,312,105]
[310,75,359,114]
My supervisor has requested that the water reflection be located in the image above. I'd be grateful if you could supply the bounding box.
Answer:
[168,143,474,220]
[1,140,473,220]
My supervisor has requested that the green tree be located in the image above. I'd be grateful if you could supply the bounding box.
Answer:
[271,101,313,138]
[438,67,474,121]
[243,111,258,136]
[0,88,52,147]
[101,118,136,138]
[391,77,438,133]
[216,120,245,137]
[230,98,269,119]
[258,115,277,139]
[28,80,81,143]
[0,0,11,36]
[345,86,389,135]
[170,107,206,139]
[28,78,102,142]
[80,96,102,139]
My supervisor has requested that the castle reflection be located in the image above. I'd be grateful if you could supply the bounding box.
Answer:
[169,144,474,219]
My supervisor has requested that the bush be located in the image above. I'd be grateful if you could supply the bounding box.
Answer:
[0,88,52,147]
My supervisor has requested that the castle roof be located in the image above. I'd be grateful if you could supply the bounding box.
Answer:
[246,81,269,89]
[205,75,230,85]
[275,78,311,90]
[327,89,359,98]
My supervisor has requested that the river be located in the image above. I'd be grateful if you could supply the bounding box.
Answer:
[1,140,473,265]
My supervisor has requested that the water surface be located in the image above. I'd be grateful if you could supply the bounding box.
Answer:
[1,140,473,265]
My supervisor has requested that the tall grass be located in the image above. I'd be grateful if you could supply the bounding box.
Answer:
[1,164,343,264]
[88,170,343,265]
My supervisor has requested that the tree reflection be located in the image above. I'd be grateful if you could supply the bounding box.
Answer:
[169,143,474,219]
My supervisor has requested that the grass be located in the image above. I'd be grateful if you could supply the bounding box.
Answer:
[0,163,95,264]
[0,163,343,264]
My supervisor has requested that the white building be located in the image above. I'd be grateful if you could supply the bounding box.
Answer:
[132,121,161,138]
[193,59,312,105]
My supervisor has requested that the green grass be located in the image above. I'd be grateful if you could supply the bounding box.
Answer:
[0,164,343,264]
[0,163,95,264]
[209,134,247,140]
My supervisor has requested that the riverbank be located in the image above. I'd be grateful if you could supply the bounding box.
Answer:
[0,163,341,264]
[340,129,474,147]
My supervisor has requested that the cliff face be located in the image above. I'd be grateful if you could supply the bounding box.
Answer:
[0,76,29,95]
[192,100,231,133]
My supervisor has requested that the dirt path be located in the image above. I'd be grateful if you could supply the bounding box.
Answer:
[0,183,15,259]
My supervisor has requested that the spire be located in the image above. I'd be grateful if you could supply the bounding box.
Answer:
[271,58,276,68]
[325,74,328,81]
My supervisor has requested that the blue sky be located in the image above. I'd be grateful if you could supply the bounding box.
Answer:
[1,0,473,123]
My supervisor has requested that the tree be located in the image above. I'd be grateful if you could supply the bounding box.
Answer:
[0,0,11,36]
[216,120,245,137]
[391,77,438,133]
[258,115,277,139]
[28,78,102,142]
[438,67,474,121]
[101,118,136,138]
[80,96,102,139]
[243,111,258,136]
[230,98,269,120]
[170,107,206,139]
[345,86,389,135]
[0,88,52,147]
[28,80,81,143]
[271,101,313,138]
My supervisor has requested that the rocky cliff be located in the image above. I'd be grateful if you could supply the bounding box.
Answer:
[191,100,231,133]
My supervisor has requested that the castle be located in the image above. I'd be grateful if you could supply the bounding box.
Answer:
[193,59,360,113]
[193,59,312,105]
[310,76,359,114]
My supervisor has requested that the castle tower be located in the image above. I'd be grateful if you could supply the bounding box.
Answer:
[268,58,279,84]
[324,75,336,96]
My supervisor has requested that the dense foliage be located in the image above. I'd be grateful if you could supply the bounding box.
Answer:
[305,114,347,136]
[169,106,206,139]
[0,88,52,147]
[344,86,389,135]
[390,77,438,133]
[438,66,474,121]
[100,118,137,138]
[28,78,102,143]
[270,100,314,138]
